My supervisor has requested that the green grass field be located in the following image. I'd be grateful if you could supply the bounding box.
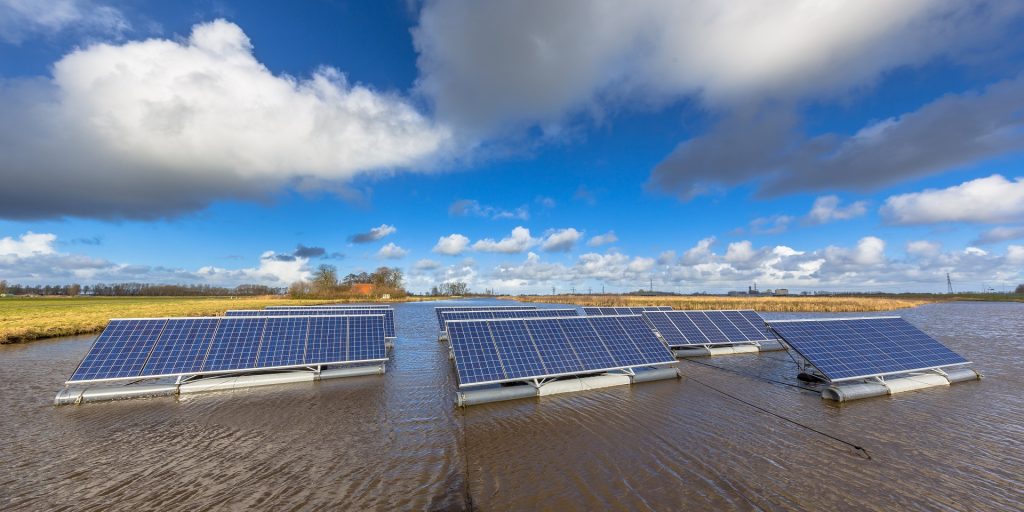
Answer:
[0,296,360,343]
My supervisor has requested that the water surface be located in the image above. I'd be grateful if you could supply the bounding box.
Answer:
[1,300,1021,510]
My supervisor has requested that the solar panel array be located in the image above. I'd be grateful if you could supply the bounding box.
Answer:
[68,315,388,384]
[264,304,390,309]
[226,308,397,338]
[434,305,538,329]
[767,317,969,382]
[439,308,579,328]
[641,310,771,347]
[446,315,676,387]
[583,306,673,315]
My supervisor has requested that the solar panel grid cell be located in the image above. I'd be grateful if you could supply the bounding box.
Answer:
[71,319,166,382]
[202,318,265,372]
[447,321,505,384]
[587,316,647,366]
[686,312,730,343]
[665,313,709,344]
[723,310,767,341]
[558,317,617,369]
[306,316,345,364]
[143,318,218,375]
[643,312,690,346]
[489,320,546,379]
[257,316,308,368]
[434,306,538,329]
[617,315,676,365]
[769,317,969,382]
[350,315,387,361]
[524,319,584,375]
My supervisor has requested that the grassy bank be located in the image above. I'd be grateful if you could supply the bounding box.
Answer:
[0,296,398,344]
[517,294,937,312]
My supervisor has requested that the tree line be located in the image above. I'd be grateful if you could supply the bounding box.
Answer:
[288,265,407,298]
[0,280,282,297]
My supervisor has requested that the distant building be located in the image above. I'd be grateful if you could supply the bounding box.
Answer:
[774,288,789,296]
[727,291,747,296]
[352,283,375,295]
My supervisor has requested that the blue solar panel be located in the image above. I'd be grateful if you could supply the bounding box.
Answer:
[70,319,166,382]
[583,306,672,315]
[523,319,584,375]
[349,315,387,361]
[306,315,345,364]
[446,316,675,387]
[616,315,677,365]
[202,318,265,372]
[434,305,538,329]
[724,310,770,341]
[586,316,648,366]
[143,318,218,375]
[558,318,617,370]
[265,304,390,309]
[66,315,388,384]
[439,308,578,329]
[256,316,308,368]
[226,309,396,338]
[447,321,505,385]
[642,310,773,347]
[488,319,546,379]
[768,317,970,382]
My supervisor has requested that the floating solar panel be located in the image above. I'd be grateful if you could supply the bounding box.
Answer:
[66,315,388,385]
[642,310,772,347]
[767,317,970,383]
[583,306,673,316]
[446,315,676,387]
[434,305,538,329]
[439,308,579,329]
[225,308,396,338]
[264,304,390,309]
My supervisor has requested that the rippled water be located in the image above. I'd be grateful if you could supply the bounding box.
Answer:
[1,300,1021,510]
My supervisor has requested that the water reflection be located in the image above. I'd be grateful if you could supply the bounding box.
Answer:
[0,300,1020,510]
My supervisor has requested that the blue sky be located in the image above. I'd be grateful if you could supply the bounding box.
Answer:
[1,0,1023,293]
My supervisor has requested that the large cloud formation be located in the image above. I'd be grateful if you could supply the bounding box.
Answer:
[414,0,1020,136]
[649,77,1024,199]
[0,19,450,219]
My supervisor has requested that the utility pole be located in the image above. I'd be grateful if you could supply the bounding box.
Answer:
[650,277,653,293]
[946,273,953,294]
[602,284,605,294]
[552,286,556,295]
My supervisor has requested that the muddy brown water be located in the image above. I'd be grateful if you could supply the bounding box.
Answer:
[1,300,1021,511]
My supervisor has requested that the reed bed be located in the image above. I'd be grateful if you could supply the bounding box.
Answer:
[0,296,368,344]
[516,294,934,312]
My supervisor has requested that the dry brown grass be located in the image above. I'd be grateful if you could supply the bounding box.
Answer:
[0,296,402,344]
[516,294,935,312]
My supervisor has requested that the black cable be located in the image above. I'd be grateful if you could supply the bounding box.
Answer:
[685,374,872,460]
[681,358,813,391]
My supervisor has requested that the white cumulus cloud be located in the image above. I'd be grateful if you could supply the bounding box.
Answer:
[806,195,868,224]
[881,175,1024,225]
[541,228,582,252]
[0,19,450,219]
[587,231,618,247]
[350,224,397,243]
[433,233,470,256]
[376,242,408,259]
[472,226,538,253]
